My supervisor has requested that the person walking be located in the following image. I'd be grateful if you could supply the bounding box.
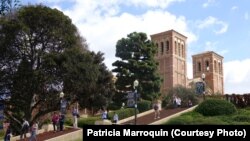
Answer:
[59,113,65,131]
[4,125,11,141]
[153,103,160,119]
[72,107,78,128]
[20,118,29,139]
[29,121,38,141]
[101,109,107,120]
[113,112,119,124]
[188,100,193,107]
[51,112,59,132]
[176,97,181,107]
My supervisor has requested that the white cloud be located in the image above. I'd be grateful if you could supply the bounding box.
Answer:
[214,23,228,34]
[231,6,238,11]
[244,12,249,20]
[224,59,250,94]
[202,0,216,8]
[49,0,196,71]
[198,16,228,34]
[125,0,185,9]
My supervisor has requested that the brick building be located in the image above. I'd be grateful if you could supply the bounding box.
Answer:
[192,51,224,94]
[150,30,187,94]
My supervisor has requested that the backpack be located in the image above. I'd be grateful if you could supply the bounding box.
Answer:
[23,124,29,130]
[22,121,29,131]
[154,104,159,110]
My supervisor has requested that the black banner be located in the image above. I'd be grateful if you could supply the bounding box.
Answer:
[83,125,250,141]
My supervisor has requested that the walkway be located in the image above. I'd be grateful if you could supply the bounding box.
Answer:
[122,107,189,125]
[14,107,193,140]
[16,127,80,141]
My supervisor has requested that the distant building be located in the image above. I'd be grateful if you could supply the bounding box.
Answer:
[150,30,224,95]
[192,51,224,94]
[151,30,187,94]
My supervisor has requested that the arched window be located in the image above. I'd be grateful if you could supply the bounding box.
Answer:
[166,41,169,52]
[161,42,164,54]
[175,41,177,54]
[156,43,158,56]
[218,62,221,74]
[205,60,209,71]
[178,43,181,56]
[198,62,201,72]
[181,44,184,58]
[214,60,217,72]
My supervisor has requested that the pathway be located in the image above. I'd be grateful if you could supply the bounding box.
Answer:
[122,107,189,125]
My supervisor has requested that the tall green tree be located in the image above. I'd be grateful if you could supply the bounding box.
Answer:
[84,52,115,114]
[62,50,115,115]
[112,32,161,101]
[0,5,114,133]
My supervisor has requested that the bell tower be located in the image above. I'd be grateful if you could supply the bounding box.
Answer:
[151,30,187,94]
[192,51,224,94]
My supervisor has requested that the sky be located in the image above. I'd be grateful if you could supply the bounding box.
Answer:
[21,0,250,94]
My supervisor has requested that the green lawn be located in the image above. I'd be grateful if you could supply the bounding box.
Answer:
[165,107,250,125]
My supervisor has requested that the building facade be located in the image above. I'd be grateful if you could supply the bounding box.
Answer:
[192,51,224,94]
[150,30,187,94]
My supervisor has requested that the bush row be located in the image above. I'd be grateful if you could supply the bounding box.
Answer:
[108,108,139,121]
[65,108,140,127]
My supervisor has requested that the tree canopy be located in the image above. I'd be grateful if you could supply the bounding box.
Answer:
[112,32,161,102]
[0,5,114,133]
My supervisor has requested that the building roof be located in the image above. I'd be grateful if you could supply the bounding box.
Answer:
[192,51,224,59]
[150,29,187,39]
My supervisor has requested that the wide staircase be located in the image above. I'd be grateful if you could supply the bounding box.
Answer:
[118,106,197,125]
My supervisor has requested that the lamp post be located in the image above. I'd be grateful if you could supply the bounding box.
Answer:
[133,80,139,125]
[201,73,206,100]
[60,92,64,99]
[60,92,66,114]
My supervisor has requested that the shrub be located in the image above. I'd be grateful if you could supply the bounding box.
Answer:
[64,118,73,126]
[78,117,100,127]
[137,100,151,113]
[76,108,138,127]
[195,99,237,116]
[109,108,139,121]
[107,103,121,110]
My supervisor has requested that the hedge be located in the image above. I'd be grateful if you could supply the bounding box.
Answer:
[109,108,139,121]
[137,100,151,113]
[195,99,237,116]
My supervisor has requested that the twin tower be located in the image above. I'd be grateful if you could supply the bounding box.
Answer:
[151,30,224,95]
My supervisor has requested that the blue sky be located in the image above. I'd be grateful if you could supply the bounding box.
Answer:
[21,0,250,94]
